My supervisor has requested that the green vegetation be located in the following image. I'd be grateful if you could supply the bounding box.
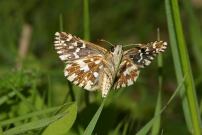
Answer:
[0,0,201,134]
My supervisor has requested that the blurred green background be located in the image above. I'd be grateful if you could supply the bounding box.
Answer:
[0,0,202,135]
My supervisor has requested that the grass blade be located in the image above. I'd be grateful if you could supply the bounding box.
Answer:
[109,122,124,135]
[1,103,73,126]
[3,113,64,135]
[83,99,106,135]
[0,125,3,135]
[83,0,91,105]
[122,122,129,135]
[136,75,186,135]
[165,0,193,132]
[83,0,90,40]
[151,56,162,135]
[59,14,75,102]
[59,14,64,32]
[10,86,36,112]
[3,103,75,135]
[165,0,202,134]
[183,0,202,73]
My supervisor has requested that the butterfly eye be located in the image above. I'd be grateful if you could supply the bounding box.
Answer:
[110,47,115,52]
[140,48,146,52]
[77,42,83,47]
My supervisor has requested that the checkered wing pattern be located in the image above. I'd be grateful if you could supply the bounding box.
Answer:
[54,32,108,91]
[64,55,105,91]
[54,32,107,62]
[113,58,140,89]
[124,41,167,68]
[114,41,167,89]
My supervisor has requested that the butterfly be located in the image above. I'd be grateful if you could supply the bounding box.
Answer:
[54,32,167,97]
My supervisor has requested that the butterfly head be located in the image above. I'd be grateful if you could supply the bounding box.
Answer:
[110,45,123,71]
[110,45,123,55]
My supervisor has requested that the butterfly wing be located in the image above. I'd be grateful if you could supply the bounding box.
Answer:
[113,58,140,89]
[54,32,107,62]
[54,32,109,91]
[64,55,105,91]
[123,41,167,68]
[113,41,167,89]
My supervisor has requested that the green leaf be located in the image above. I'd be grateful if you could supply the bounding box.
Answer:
[1,103,70,126]
[83,99,106,135]
[2,103,76,135]
[42,103,77,135]
[3,112,65,135]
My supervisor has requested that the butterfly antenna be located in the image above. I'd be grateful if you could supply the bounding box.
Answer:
[122,43,142,48]
[100,39,115,47]
[157,27,160,41]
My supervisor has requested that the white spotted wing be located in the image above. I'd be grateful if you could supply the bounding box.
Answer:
[54,32,107,62]
[64,55,105,91]
[114,41,167,89]
[54,32,108,91]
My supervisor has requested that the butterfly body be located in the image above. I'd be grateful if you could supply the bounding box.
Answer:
[54,32,167,97]
[99,45,124,97]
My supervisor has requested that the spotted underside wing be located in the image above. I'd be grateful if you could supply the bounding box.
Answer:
[54,32,167,97]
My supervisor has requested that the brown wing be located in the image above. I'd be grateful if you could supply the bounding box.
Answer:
[114,41,167,89]
[54,32,107,63]
[113,58,140,89]
[54,32,111,91]
[64,55,110,91]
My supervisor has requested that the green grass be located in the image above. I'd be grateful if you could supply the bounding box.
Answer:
[136,75,187,135]
[183,0,202,73]
[82,0,106,134]
[151,42,163,135]
[2,103,76,135]
[83,0,90,106]
[59,14,76,103]
[0,0,201,135]
[83,99,106,135]
[83,0,90,40]
[165,0,202,134]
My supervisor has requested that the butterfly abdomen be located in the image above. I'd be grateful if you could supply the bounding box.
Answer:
[99,70,113,97]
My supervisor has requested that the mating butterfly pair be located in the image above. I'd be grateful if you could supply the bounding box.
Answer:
[54,32,167,97]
